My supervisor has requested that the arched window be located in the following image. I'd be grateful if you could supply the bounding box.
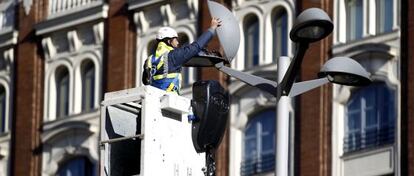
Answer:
[376,0,393,34]
[81,61,95,112]
[56,67,69,118]
[0,86,5,133]
[346,0,363,41]
[57,157,95,176]
[241,109,275,175]
[244,14,259,68]
[272,8,288,62]
[344,83,395,153]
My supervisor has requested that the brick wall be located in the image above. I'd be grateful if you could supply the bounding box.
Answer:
[105,0,136,92]
[12,1,46,175]
[295,1,333,176]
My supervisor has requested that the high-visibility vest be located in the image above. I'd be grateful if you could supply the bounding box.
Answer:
[146,42,182,93]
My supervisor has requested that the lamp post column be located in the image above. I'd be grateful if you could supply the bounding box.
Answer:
[276,56,291,176]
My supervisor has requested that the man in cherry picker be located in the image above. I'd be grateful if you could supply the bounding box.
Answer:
[142,17,222,94]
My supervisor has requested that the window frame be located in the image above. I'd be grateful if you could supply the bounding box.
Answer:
[375,0,394,34]
[243,14,260,69]
[55,67,70,119]
[344,83,396,153]
[345,0,364,41]
[0,86,6,134]
[57,156,95,176]
[81,61,95,112]
[242,109,276,175]
[272,8,288,62]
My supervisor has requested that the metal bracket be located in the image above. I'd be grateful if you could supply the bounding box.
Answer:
[214,62,278,97]
[99,134,144,146]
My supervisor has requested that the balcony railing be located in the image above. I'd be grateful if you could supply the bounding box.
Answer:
[48,0,102,16]
[343,126,395,153]
[241,153,275,176]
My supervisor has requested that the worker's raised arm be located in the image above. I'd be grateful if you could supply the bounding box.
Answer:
[168,18,222,70]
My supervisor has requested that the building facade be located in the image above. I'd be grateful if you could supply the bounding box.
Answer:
[0,0,412,176]
[331,0,400,175]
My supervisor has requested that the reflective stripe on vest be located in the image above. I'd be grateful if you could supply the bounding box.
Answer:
[147,42,181,93]
[153,73,180,80]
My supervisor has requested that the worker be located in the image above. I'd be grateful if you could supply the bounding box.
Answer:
[142,17,222,94]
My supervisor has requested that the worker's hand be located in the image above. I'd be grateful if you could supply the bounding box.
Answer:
[211,17,222,30]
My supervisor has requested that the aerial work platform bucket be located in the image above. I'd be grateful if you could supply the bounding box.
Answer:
[99,86,205,176]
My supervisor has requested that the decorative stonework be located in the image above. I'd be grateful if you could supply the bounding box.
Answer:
[331,1,401,174]
[226,1,295,175]
[37,8,105,173]
[0,48,14,176]
[232,0,295,70]
[41,118,99,176]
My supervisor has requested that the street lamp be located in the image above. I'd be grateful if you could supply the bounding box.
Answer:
[318,57,371,86]
[290,8,333,43]
[188,1,372,176]
[210,7,370,98]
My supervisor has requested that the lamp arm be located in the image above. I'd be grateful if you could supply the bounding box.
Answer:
[215,62,278,97]
[288,77,329,97]
[279,42,309,97]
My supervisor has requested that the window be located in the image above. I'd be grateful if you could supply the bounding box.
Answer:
[244,15,259,68]
[272,8,288,62]
[241,110,275,175]
[0,4,14,30]
[56,67,69,118]
[344,83,395,153]
[81,61,95,112]
[376,0,393,34]
[57,157,95,176]
[0,86,5,133]
[346,0,363,41]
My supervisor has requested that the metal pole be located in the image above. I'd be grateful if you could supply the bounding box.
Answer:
[99,134,144,145]
[276,56,291,176]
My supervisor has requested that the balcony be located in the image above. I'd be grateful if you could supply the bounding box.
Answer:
[343,126,394,153]
[36,0,107,36]
[48,0,103,18]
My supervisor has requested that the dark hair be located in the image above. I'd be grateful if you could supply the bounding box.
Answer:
[157,38,174,46]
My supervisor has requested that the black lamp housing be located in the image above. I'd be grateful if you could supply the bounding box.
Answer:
[318,57,372,86]
[191,80,230,153]
[290,8,334,43]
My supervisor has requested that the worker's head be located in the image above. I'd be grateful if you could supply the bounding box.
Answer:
[156,27,179,48]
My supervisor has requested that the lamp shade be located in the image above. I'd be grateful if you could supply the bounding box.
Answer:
[207,0,240,63]
[318,57,371,86]
[290,8,333,43]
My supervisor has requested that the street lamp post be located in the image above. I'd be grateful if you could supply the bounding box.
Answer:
[214,7,371,176]
[276,56,290,176]
[191,2,372,176]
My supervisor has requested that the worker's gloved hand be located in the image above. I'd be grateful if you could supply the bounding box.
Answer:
[211,17,222,30]
[197,48,222,58]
